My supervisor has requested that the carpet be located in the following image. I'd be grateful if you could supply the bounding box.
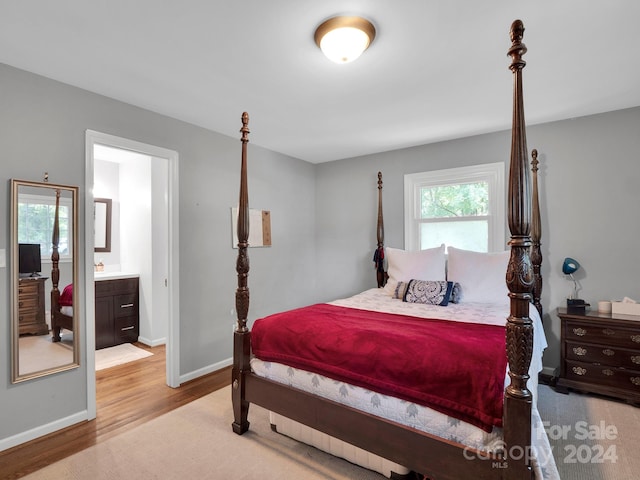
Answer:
[95,343,153,371]
[537,385,640,480]
[19,384,640,479]
[22,386,385,480]
[18,332,74,375]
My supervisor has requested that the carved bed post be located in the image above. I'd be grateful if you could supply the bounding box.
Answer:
[232,112,252,435]
[51,189,62,342]
[530,149,543,318]
[374,172,387,287]
[504,20,534,480]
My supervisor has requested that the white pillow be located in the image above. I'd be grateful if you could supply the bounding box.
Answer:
[446,247,510,305]
[383,245,446,296]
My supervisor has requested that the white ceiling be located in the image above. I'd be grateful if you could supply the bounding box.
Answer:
[2,1,639,164]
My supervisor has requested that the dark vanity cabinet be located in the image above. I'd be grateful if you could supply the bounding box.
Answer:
[95,277,139,350]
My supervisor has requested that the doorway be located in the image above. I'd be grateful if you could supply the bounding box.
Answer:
[85,131,180,420]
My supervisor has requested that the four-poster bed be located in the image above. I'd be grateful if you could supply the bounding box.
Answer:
[232,19,556,480]
[51,188,74,343]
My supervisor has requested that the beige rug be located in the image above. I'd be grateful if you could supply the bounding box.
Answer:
[22,386,385,480]
[95,343,153,371]
[18,332,73,376]
[20,383,640,480]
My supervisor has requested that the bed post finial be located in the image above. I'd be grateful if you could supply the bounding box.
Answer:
[504,20,534,479]
[508,20,526,70]
[233,112,251,435]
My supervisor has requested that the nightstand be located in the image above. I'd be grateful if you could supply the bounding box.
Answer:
[18,277,49,335]
[556,307,640,404]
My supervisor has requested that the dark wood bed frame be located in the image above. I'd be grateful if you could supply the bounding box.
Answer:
[50,188,73,342]
[232,19,542,480]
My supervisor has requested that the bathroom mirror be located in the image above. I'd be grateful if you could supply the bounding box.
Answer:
[11,179,79,383]
[94,198,112,252]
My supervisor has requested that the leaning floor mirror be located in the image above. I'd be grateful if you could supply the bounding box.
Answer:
[11,179,79,383]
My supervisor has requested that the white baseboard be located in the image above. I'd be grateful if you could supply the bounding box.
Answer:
[137,336,166,347]
[179,357,232,384]
[1,357,232,452]
[0,410,88,453]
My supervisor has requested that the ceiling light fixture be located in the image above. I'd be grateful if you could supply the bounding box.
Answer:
[314,16,376,64]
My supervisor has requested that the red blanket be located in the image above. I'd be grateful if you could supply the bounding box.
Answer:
[252,303,507,431]
[59,284,73,306]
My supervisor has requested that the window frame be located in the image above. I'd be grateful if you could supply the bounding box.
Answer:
[404,162,506,252]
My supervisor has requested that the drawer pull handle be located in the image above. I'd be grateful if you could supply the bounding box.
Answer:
[631,377,640,386]
[120,303,134,308]
[631,356,640,365]
[602,329,615,336]
[121,326,135,331]
[573,347,587,356]
[602,349,615,356]
[573,366,587,376]
[632,335,640,344]
[572,328,587,337]
[602,369,614,376]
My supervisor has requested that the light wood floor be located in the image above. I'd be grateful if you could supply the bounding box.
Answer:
[0,343,231,480]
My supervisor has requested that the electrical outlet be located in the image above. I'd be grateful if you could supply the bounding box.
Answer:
[0,249,5,268]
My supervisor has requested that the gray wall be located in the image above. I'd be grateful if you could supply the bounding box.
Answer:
[0,63,317,444]
[2,59,639,447]
[315,106,640,373]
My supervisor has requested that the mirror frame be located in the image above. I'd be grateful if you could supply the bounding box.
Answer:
[94,198,112,253]
[11,179,80,383]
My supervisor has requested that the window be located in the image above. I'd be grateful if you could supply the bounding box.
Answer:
[17,193,73,260]
[404,162,505,252]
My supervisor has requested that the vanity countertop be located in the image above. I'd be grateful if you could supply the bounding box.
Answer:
[94,271,139,281]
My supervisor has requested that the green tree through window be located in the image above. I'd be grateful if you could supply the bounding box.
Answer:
[404,163,505,253]
[18,197,71,257]
[421,182,489,218]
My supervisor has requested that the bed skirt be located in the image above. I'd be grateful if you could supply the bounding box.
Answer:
[270,411,411,478]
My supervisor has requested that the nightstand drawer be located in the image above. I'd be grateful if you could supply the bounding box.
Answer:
[18,282,38,296]
[566,341,640,369]
[565,359,640,391]
[565,320,640,349]
[18,296,38,310]
[18,312,38,324]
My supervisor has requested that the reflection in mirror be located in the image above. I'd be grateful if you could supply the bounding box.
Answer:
[94,198,112,252]
[11,179,79,383]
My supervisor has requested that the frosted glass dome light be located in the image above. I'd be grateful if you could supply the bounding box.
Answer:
[314,16,376,64]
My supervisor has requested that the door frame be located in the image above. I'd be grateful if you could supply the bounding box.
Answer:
[85,130,181,419]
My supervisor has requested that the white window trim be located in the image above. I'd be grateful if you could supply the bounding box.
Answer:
[404,162,506,252]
